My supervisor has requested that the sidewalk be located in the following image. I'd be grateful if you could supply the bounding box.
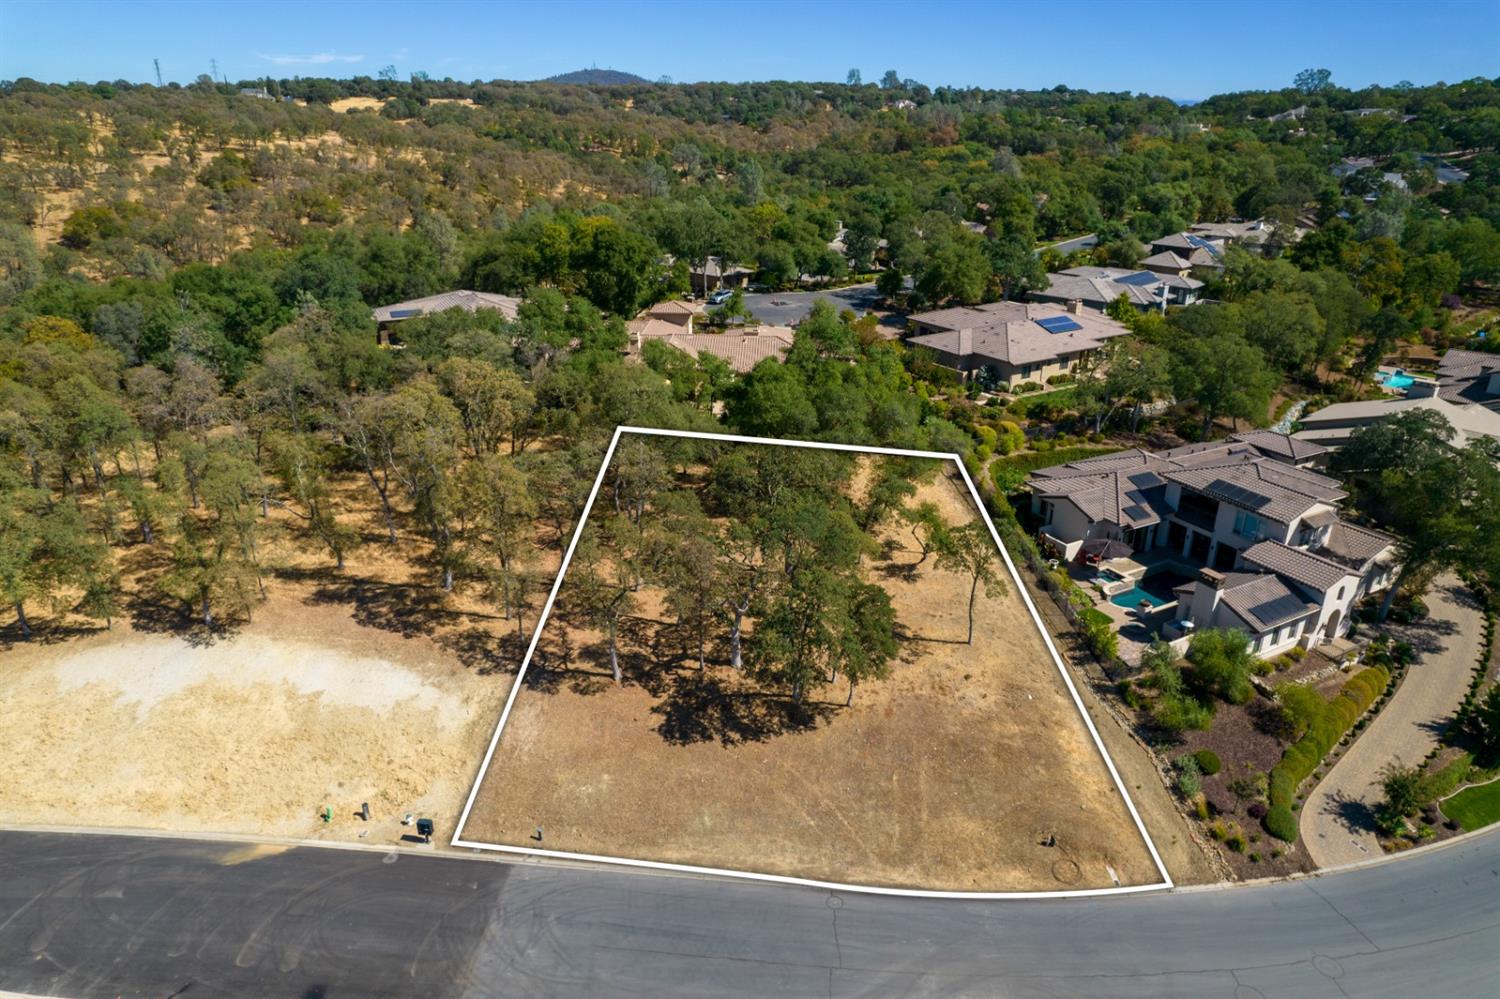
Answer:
[1301,575,1483,867]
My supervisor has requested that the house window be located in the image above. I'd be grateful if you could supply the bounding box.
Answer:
[1233,510,1261,539]
[1041,500,1054,524]
[1337,585,1345,599]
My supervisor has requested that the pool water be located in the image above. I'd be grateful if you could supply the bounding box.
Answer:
[1378,370,1415,390]
[1109,570,1195,609]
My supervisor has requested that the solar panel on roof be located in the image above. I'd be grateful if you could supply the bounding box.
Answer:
[1208,479,1271,510]
[1186,234,1223,257]
[389,308,424,318]
[1035,316,1083,334]
[1117,271,1160,286]
[1246,592,1312,627]
[1122,504,1151,521]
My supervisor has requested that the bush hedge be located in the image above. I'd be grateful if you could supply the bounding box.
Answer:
[1193,749,1223,776]
[990,445,1117,492]
[1419,753,1473,802]
[1264,805,1299,842]
[1266,665,1390,838]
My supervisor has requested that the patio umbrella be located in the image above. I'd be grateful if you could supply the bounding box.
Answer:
[1080,538,1134,561]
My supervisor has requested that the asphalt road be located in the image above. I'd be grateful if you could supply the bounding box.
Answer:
[3,828,1499,998]
[742,283,883,326]
[1303,575,1483,866]
[1037,233,1099,256]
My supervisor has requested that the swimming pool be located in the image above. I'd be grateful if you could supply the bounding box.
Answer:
[1378,369,1415,390]
[1109,570,1195,609]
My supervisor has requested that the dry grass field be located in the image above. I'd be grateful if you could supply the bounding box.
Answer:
[461,448,1163,892]
[0,469,558,847]
[0,592,512,846]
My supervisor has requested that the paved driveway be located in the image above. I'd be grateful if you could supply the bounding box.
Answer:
[742,283,885,326]
[1302,575,1483,867]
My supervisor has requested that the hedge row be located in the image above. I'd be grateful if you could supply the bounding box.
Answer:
[991,445,1117,492]
[1265,665,1391,840]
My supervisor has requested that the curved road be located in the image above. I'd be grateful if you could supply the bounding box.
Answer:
[2,828,1498,998]
[1303,575,1483,867]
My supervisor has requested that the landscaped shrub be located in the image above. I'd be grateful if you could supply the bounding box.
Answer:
[1264,804,1298,842]
[1418,753,1473,802]
[989,445,1116,492]
[1079,610,1119,662]
[1193,750,1222,776]
[1267,665,1391,827]
[1154,692,1214,732]
[1174,755,1203,798]
[1186,629,1256,705]
[1247,802,1268,820]
[1144,642,1214,732]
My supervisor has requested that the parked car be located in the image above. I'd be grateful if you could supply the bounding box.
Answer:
[707,289,734,306]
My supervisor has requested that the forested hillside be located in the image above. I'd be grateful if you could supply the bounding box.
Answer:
[1,71,1498,639]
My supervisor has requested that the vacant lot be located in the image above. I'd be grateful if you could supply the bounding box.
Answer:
[0,595,508,846]
[462,446,1162,892]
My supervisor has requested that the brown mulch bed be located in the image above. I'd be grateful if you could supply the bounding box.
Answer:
[1166,694,1313,879]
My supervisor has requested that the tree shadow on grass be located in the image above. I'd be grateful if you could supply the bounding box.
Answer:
[651,671,834,747]
[436,625,530,677]
[121,581,234,647]
[523,630,617,695]
[525,608,836,745]
[873,557,922,583]
[0,619,110,651]
[282,565,499,640]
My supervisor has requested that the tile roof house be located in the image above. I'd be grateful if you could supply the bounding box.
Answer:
[630,321,794,374]
[1143,221,1285,277]
[1029,267,1203,312]
[1146,233,1227,272]
[904,300,1131,389]
[1025,432,1397,656]
[1295,348,1500,452]
[1295,394,1500,451]
[1434,348,1500,411]
[639,299,701,334]
[372,290,522,346]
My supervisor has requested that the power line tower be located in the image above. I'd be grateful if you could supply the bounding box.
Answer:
[210,57,219,83]
[153,58,162,87]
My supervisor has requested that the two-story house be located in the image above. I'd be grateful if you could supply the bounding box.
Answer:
[1025,432,1397,655]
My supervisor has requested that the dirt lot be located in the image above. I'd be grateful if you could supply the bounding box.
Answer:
[0,595,509,847]
[462,456,1164,892]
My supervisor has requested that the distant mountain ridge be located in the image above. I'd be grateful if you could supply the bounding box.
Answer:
[544,68,650,85]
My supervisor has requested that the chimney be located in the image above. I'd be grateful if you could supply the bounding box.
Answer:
[958,327,974,356]
[1066,299,1082,314]
[1200,568,1226,590]
[1488,370,1500,397]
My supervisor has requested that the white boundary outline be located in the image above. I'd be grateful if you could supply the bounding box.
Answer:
[451,426,1174,899]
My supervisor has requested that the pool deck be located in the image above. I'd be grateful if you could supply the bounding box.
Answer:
[1066,559,1190,668]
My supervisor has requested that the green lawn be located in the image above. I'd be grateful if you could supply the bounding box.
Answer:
[1442,778,1500,832]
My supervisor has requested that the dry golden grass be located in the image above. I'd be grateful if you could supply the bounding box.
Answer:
[462,457,1162,892]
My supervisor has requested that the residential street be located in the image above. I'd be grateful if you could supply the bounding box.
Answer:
[1302,575,1483,867]
[3,826,1499,997]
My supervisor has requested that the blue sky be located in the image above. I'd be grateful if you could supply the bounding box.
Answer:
[2,0,1496,99]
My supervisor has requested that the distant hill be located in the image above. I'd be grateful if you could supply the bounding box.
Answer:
[543,68,650,86]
